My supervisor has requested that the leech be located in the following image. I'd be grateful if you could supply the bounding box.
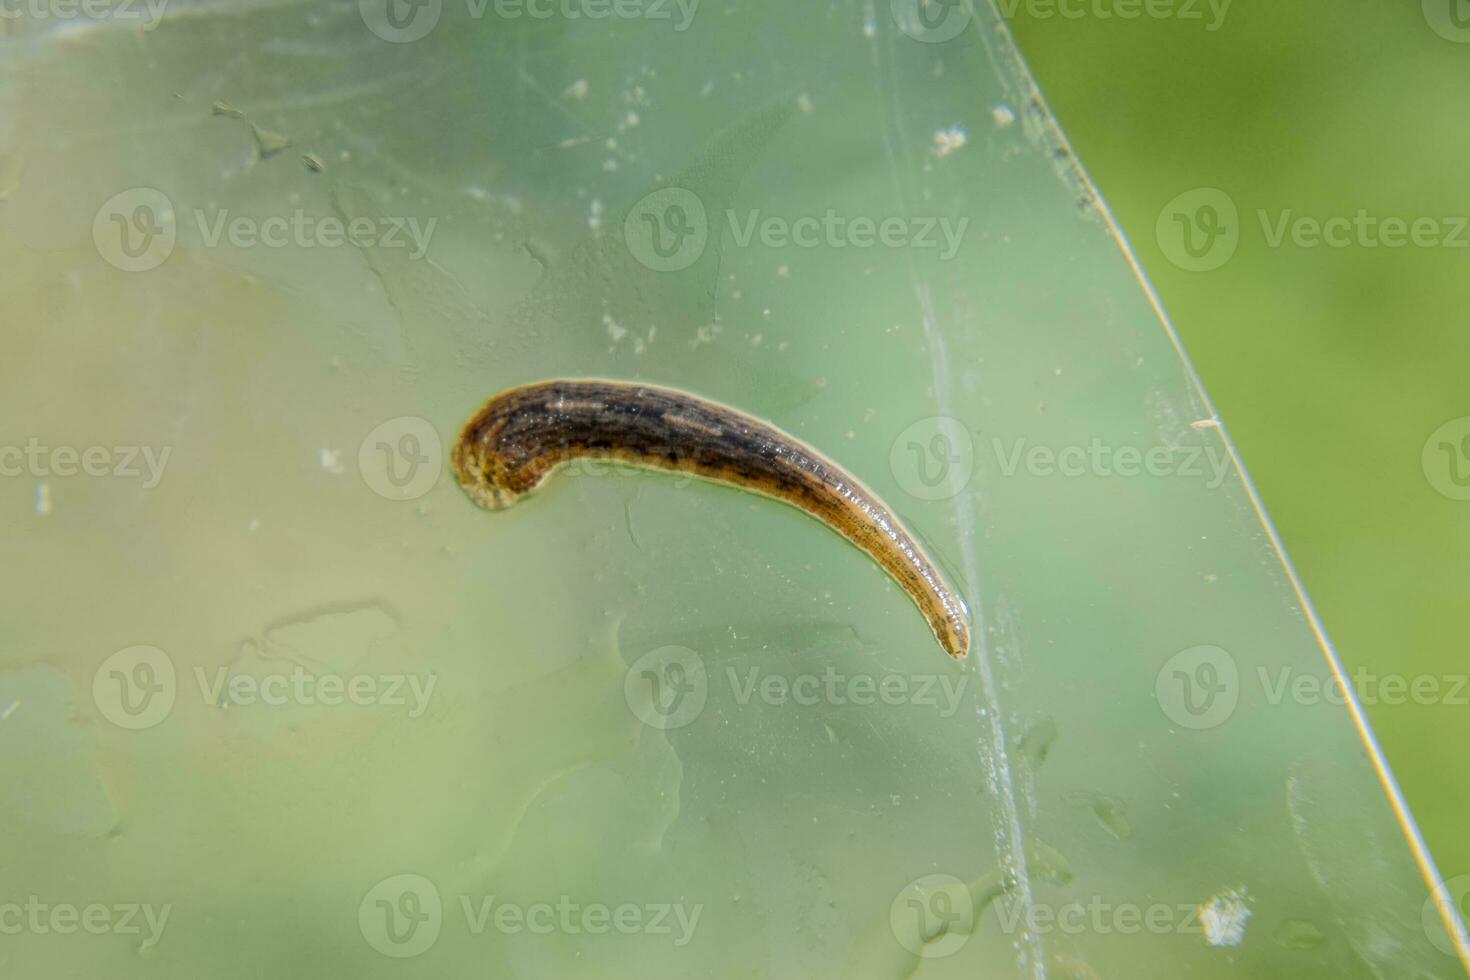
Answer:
[451,379,971,660]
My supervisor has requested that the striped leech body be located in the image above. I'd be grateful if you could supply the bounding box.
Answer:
[451,379,970,660]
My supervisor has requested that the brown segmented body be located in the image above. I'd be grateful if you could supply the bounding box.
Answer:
[451,379,970,660]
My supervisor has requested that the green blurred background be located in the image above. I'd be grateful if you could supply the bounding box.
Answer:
[1005,0,1470,879]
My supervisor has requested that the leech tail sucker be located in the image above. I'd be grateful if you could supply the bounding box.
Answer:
[451,379,971,661]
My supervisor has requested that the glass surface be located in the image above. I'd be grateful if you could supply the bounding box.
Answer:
[2,1,1465,977]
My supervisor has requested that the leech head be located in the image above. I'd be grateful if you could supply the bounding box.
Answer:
[451,416,519,511]
[940,613,971,660]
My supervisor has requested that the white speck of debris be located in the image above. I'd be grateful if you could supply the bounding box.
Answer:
[589,198,604,231]
[625,111,640,128]
[602,159,619,173]
[934,127,968,157]
[992,104,1017,128]
[776,263,790,278]
[0,699,19,721]
[320,449,345,475]
[604,314,627,343]
[34,482,51,516]
[690,323,719,349]
[1191,418,1221,430]
[797,93,814,114]
[863,15,877,37]
[1200,888,1252,947]
[565,79,589,100]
